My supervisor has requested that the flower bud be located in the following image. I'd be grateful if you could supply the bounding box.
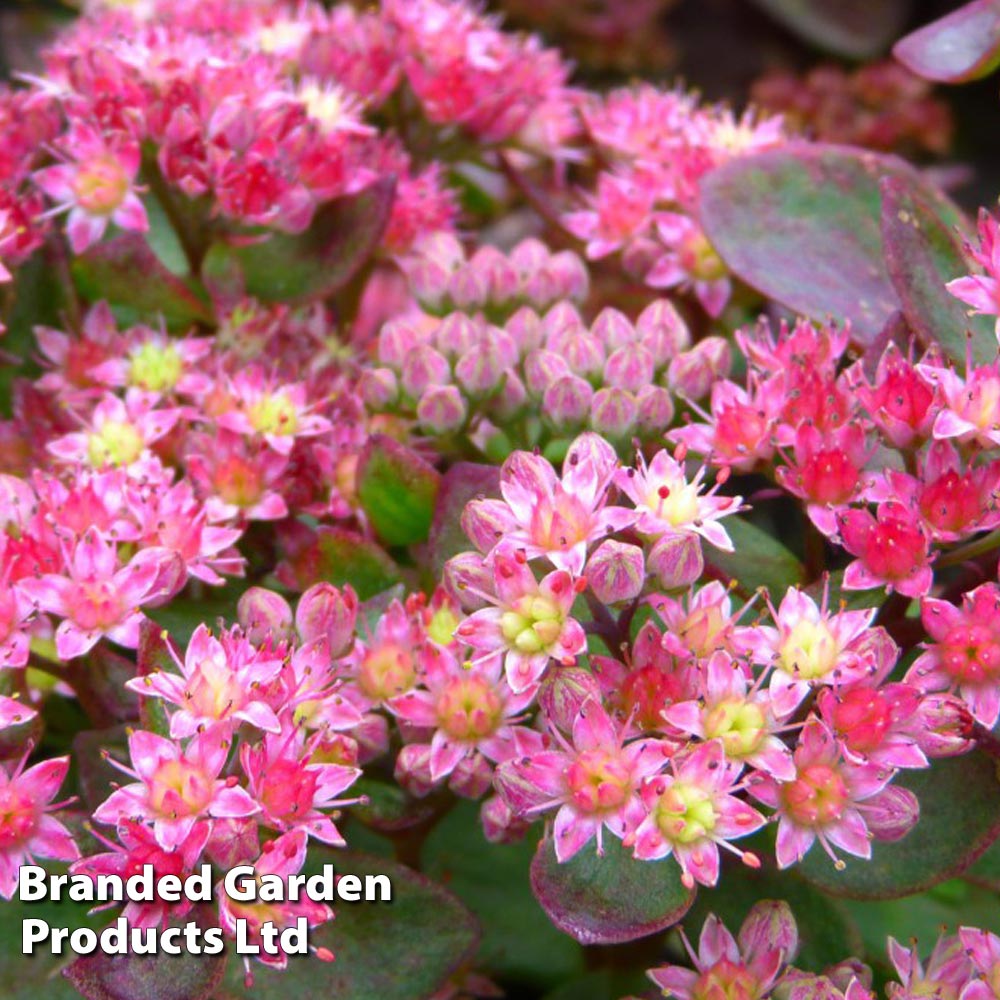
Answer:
[470,244,519,302]
[635,384,675,436]
[238,586,294,645]
[295,582,358,656]
[862,785,919,842]
[455,340,507,396]
[401,344,451,397]
[586,540,645,604]
[524,349,571,397]
[394,743,436,797]
[739,901,799,964]
[443,550,494,608]
[589,386,637,439]
[558,331,605,377]
[591,307,635,351]
[405,258,450,310]
[648,532,704,589]
[359,367,399,410]
[205,817,260,869]
[448,263,490,310]
[538,667,603,734]
[637,299,690,359]
[509,237,549,275]
[913,693,975,757]
[435,313,481,359]
[378,318,423,368]
[449,753,493,799]
[543,374,593,430]
[605,343,655,392]
[542,301,585,340]
[413,230,465,272]
[546,250,589,302]
[418,384,468,434]
[481,794,530,844]
[487,371,527,421]
[506,306,544,353]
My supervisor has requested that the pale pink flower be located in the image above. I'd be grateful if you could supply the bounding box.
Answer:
[918,359,1000,451]
[886,932,973,1000]
[95,728,259,850]
[946,209,1000,339]
[957,927,1000,1000]
[648,213,731,317]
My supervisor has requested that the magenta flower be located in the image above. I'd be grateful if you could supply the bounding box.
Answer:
[462,432,634,575]
[742,585,888,718]
[908,584,1000,728]
[72,819,210,929]
[887,932,973,1000]
[34,123,148,253]
[0,749,78,898]
[95,728,259,850]
[648,213,732,317]
[957,927,1000,1000]
[646,903,795,1000]
[496,701,671,861]
[455,551,586,692]
[240,727,363,844]
[89,327,213,397]
[665,652,795,779]
[19,527,177,658]
[748,720,895,870]
[615,447,740,550]
[918,359,1000,451]
[946,209,1000,339]
[388,647,535,783]
[627,739,765,887]
[126,623,284,738]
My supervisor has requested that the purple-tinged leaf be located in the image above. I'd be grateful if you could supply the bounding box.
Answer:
[881,175,996,365]
[894,0,1000,84]
[71,232,213,329]
[699,143,967,346]
[135,619,179,737]
[749,0,910,59]
[357,434,440,548]
[280,525,401,601]
[65,916,227,1000]
[799,749,1000,898]
[530,834,694,945]
[201,177,395,306]
[427,462,500,576]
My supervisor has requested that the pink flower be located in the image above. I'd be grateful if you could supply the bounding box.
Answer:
[72,819,210,929]
[462,432,634,575]
[18,527,178,658]
[665,652,795,779]
[647,213,731,317]
[126,623,284,738]
[240,727,363,844]
[886,932,973,1000]
[849,345,936,449]
[627,739,765,886]
[919,359,1000,451]
[742,585,890,718]
[454,551,586,692]
[957,927,1000,1000]
[95,728,259,850]
[946,209,1000,339]
[836,502,934,599]
[89,327,213,397]
[615,447,740,550]
[647,903,795,1000]
[34,123,147,253]
[748,720,895,869]
[388,647,535,782]
[496,700,671,861]
[907,584,1000,728]
[564,171,655,259]
[218,829,333,979]
[0,749,78,898]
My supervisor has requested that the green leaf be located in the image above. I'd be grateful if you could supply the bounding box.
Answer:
[799,750,1000,898]
[894,0,1000,84]
[880,175,995,366]
[964,835,1000,890]
[529,834,694,946]
[135,620,180,737]
[686,862,862,970]
[71,231,213,329]
[351,775,437,834]
[699,143,968,347]
[222,851,479,1000]
[749,0,910,58]
[201,179,394,306]
[284,526,402,600]
[357,435,440,548]
[707,516,805,597]
[422,802,586,989]
[65,918,227,1000]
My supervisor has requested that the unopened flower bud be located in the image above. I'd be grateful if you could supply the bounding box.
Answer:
[470,244,519,302]
[558,331,605,378]
[455,339,508,396]
[296,582,358,656]
[589,386,638,439]
[481,794,530,844]
[524,349,571,397]
[378,318,422,368]
[401,344,451,397]
[506,306,544,352]
[405,258,450,310]
[443,550,494,608]
[538,667,603,734]
[586,540,645,604]
[205,817,260,869]
[637,299,690,359]
[542,301,585,340]
[668,336,731,398]
[509,237,549,275]
[543,374,593,430]
[394,743,436,797]
[417,384,467,434]
[488,371,527,421]
[435,313,481,359]
[449,753,493,799]
[605,343,655,392]
[862,785,920,842]
[635,384,675,436]
[449,263,490,310]
[591,307,635,351]
[913,693,975,757]
[359,367,398,410]
[237,586,294,645]
[648,532,704,589]
[546,250,589,302]
[739,901,799,964]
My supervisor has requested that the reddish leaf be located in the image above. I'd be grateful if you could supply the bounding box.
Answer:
[894,0,1000,84]
[427,462,500,576]
[530,834,694,945]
